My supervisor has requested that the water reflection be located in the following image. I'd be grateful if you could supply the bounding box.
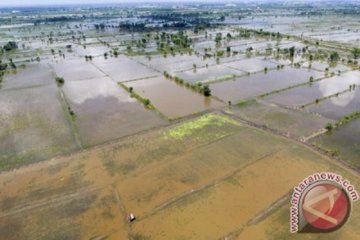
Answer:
[63,77,136,105]
[318,71,360,105]
[330,91,356,107]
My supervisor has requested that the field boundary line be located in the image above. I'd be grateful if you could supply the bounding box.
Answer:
[0,186,103,219]
[136,149,281,222]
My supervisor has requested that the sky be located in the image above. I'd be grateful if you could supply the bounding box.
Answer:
[0,0,360,7]
[0,0,219,7]
[0,0,345,7]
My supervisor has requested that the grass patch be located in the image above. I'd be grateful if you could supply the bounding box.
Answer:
[237,99,256,108]
[326,111,360,131]
[163,114,241,140]
[118,83,154,109]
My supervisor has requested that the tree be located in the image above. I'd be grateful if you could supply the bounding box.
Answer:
[289,46,295,58]
[325,123,333,131]
[246,46,253,52]
[330,52,340,62]
[9,59,16,69]
[203,85,211,96]
[0,61,7,71]
[55,77,65,87]
[3,41,18,51]
[144,98,151,106]
[352,48,360,59]
[215,33,222,45]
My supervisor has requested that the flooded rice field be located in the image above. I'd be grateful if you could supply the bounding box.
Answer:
[304,61,351,73]
[307,87,360,120]
[264,71,360,107]
[52,59,106,81]
[0,85,78,170]
[93,56,159,82]
[175,64,246,84]
[2,63,54,89]
[224,57,278,73]
[311,118,360,168]
[132,54,214,73]
[62,77,166,146]
[228,100,330,139]
[210,67,322,102]
[1,3,360,238]
[125,76,225,119]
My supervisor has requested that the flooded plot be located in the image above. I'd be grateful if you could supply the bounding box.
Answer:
[52,59,106,81]
[226,40,279,53]
[228,100,330,139]
[0,85,78,171]
[264,71,360,107]
[269,57,293,66]
[125,77,225,119]
[175,64,245,84]
[63,76,166,146]
[74,44,110,57]
[304,61,351,72]
[224,57,278,73]
[312,118,360,168]
[211,67,322,103]
[2,63,54,89]
[307,87,360,120]
[192,40,216,51]
[278,41,306,49]
[93,56,159,82]
[132,54,213,73]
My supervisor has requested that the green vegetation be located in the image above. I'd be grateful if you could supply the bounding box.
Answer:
[119,83,154,109]
[85,55,93,61]
[289,46,295,58]
[325,111,360,132]
[3,41,18,52]
[203,85,211,96]
[68,106,76,120]
[237,99,256,108]
[325,123,333,131]
[163,114,241,140]
[155,31,193,55]
[329,51,340,63]
[55,77,65,87]
[352,48,360,59]
[163,71,212,96]
[0,60,8,87]
[333,111,360,128]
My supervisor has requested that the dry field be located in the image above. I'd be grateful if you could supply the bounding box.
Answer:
[0,113,358,240]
